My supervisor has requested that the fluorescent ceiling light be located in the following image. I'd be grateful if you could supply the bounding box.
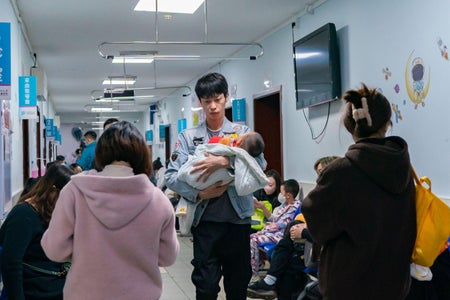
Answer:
[94,116,120,119]
[94,99,120,103]
[91,107,115,112]
[112,57,154,64]
[134,0,204,14]
[102,79,136,85]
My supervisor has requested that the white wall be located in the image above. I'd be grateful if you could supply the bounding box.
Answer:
[1,0,33,197]
[160,0,450,201]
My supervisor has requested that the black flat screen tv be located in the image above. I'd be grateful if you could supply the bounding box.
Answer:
[294,23,341,110]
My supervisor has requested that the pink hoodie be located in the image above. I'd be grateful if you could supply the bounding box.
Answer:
[42,165,179,300]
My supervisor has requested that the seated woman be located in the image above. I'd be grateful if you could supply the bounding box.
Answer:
[249,179,301,283]
[253,169,282,210]
[0,164,74,300]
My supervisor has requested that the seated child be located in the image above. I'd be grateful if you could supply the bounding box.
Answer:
[175,132,269,236]
[249,179,301,283]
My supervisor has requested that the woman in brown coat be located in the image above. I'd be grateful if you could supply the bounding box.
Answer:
[302,84,416,300]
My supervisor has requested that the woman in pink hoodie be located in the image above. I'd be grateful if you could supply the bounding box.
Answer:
[41,121,179,300]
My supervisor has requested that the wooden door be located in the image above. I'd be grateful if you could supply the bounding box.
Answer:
[253,86,283,176]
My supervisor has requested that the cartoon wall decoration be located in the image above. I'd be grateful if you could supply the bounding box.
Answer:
[391,103,402,123]
[382,67,391,80]
[437,37,448,60]
[405,51,431,109]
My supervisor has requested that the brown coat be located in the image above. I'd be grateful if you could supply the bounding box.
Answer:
[302,137,416,300]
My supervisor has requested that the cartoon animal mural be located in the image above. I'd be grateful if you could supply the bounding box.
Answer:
[405,51,430,109]
[437,37,448,60]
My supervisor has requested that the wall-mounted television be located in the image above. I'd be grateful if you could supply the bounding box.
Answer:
[294,23,341,110]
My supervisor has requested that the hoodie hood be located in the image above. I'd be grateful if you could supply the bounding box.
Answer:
[345,136,411,194]
[70,172,154,229]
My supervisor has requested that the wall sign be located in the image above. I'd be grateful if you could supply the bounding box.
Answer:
[19,76,37,119]
[0,23,11,100]
[232,98,246,123]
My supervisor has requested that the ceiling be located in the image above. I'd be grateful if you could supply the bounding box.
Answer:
[15,0,316,126]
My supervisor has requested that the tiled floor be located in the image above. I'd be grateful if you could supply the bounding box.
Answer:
[160,235,271,300]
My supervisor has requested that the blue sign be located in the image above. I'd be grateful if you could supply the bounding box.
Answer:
[150,104,158,125]
[232,98,246,123]
[51,125,57,139]
[55,128,61,145]
[177,118,186,134]
[19,76,37,107]
[145,130,153,142]
[45,118,54,137]
[0,22,11,100]
[159,125,167,139]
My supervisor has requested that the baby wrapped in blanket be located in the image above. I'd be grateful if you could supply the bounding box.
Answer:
[175,132,269,235]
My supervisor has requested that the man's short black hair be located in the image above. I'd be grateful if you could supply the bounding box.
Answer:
[56,155,65,162]
[84,130,97,140]
[195,72,228,100]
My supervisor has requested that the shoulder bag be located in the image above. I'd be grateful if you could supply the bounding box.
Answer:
[411,165,450,267]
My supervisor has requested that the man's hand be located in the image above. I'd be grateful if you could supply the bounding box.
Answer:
[290,223,307,240]
[190,153,230,183]
[198,181,230,200]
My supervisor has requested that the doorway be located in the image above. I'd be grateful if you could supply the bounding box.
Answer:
[164,125,171,164]
[22,120,30,185]
[253,86,283,177]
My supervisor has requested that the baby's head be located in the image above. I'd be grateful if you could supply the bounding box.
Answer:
[236,132,265,157]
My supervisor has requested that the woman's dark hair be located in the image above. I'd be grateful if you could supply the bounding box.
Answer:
[195,72,229,100]
[103,118,119,129]
[95,121,152,176]
[265,169,281,196]
[313,156,340,172]
[342,83,392,139]
[19,164,74,224]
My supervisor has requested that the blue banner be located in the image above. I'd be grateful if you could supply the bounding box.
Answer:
[45,118,54,137]
[52,125,57,138]
[0,22,11,100]
[55,128,61,144]
[19,76,37,107]
[159,125,166,139]
[145,130,153,142]
[150,104,157,125]
[232,98,246,123]
[177,118,187,134]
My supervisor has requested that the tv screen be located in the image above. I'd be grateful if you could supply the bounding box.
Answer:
[294,23,341,110]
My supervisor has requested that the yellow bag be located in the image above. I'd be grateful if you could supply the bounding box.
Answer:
[251,200,272,231]
[411,166,450,267]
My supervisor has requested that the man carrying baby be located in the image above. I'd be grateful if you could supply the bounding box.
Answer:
[165,72,266,300]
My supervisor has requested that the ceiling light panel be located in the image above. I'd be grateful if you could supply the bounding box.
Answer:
[134,0,204,14]
[111,57,154,64]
